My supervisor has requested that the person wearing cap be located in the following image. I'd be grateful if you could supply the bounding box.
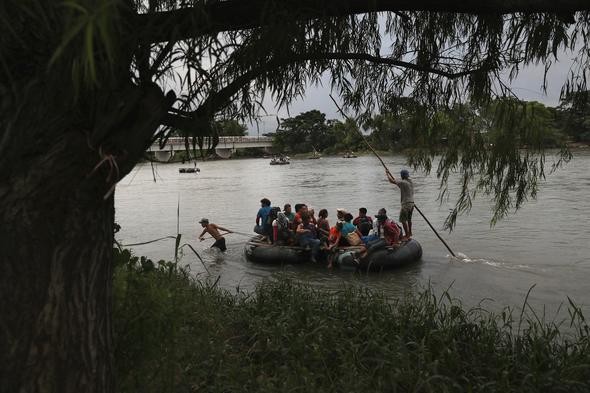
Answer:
[198,218,232,252]
[329,208,349,247]
[373,208,401,247]
[335,208,348,223]
[386,169,414,240]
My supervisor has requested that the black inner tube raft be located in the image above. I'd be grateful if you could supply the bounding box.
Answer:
[245,236,422,270]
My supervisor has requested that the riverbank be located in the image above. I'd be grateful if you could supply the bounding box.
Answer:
[114,249,590,393]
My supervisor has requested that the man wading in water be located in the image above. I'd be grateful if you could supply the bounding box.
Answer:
[198,218,232,251]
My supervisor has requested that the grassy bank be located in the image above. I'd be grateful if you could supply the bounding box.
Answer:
[113,249,590,392]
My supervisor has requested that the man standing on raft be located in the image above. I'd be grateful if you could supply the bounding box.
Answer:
[386,169,414,240]
[198,218,232,252]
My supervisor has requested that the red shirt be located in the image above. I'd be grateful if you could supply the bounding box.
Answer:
[317,217,330,234]
[293,213,302,230]
[328,226,340,244]
[381,220,400,245]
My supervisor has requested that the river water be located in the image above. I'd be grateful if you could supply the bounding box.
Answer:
[115,150,590,318]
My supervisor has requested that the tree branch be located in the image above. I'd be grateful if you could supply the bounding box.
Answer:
[205,51,480,114]
[308,52,480,78]
[137,0,589,44]
[163,50,482,136]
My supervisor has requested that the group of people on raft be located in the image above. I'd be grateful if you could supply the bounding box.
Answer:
[253,169,415,267]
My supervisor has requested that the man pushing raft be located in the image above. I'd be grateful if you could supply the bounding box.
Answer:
[198,218,232,251]
[386,169,414,240]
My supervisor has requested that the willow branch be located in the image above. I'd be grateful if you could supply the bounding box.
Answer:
[185,51,483,124]
[136,0,589,44]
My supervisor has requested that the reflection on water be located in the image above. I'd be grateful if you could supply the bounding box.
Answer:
[116,150,590,317]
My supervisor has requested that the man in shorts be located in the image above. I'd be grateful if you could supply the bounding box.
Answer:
[198,218,231,251]
[386,169,414,240]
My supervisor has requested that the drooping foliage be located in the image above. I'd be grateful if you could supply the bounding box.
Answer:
[405,99,570,228]
[2,2,590,225]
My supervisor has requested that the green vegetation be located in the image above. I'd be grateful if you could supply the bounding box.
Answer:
[272,110,365,154]
[556,91,590,142]
[213,120,248,137]
[272,97,579,158]
[114,249,590,393]
[171,120,248,138]
[5,2,590,390]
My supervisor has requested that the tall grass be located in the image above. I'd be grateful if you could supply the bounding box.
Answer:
[113,249,590,392]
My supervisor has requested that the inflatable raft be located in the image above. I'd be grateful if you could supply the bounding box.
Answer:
[244,237,309,264]
[244,237,422,270]
[335,239,422,271]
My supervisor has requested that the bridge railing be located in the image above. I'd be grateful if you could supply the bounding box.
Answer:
[163,136,273,145]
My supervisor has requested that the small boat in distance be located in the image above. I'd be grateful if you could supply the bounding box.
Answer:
[179,167,200,173]
[342,151,358,158]
[179,162,200,173]
[270,155,290,165]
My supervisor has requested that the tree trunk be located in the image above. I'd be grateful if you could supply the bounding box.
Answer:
[0,81,169,392]
[0,136,115,393]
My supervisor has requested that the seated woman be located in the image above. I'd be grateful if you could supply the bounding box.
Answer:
[308,207,318,226]
[296,212,321,263]
[316,209,330,246]
[340,213,364,247]
[266,207,281,243]
[272,207,293,245]
[327,221,342,247]
[326,222,342,269]
[341,212,369,263]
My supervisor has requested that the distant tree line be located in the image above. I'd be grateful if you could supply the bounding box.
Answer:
[270,95,590,154]
[270,110,364,154]
[556,91,590,142]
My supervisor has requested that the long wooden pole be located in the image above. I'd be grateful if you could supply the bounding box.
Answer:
[329,95,456,257]
[412,205,456,257]
[200,230,252,240]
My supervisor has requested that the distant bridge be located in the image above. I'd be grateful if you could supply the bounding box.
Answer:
[149,136,274,160]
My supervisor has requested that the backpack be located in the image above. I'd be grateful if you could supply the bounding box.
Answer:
[345,231,363,246]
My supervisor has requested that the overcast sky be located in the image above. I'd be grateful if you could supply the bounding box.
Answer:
[247,56,575,135]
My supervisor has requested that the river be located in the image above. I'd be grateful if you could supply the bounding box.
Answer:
[115,150,590,319]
